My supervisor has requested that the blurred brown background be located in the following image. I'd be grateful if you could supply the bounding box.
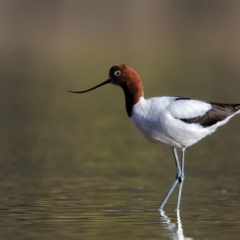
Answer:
[1,0,240,174]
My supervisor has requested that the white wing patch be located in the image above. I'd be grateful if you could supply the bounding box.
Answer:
[167,99,212,119]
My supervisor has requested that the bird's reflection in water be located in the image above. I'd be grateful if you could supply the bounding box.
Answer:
[159,210,193,240]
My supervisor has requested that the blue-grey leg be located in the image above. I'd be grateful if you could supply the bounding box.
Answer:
[176,148,185,211]
[159,147,182,211]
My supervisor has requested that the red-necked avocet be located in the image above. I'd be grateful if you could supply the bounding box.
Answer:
[69,64,240,211]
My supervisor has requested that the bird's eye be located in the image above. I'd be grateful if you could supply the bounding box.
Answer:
[114,70,121,77]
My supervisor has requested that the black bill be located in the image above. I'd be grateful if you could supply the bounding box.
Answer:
[68,79,111,94]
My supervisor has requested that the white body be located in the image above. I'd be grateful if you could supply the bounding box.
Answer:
[130,97,239,148]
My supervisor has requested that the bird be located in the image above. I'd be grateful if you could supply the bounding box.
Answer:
[68,64,240,211]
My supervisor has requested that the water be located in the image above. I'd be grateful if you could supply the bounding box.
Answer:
[0,158,240,239]
[0,177,239,240]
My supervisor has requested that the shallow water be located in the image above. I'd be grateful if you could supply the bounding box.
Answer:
[0,172,240,240]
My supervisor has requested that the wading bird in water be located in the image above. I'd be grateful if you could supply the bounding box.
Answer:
[69,64,240,211]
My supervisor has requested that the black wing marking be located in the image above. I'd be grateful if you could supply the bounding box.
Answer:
[178,101,240,127]
[175,97,192,101]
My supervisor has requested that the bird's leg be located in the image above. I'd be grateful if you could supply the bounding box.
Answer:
[176,148,185,211]
[173,147,182,182]
[159,147,181,211]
